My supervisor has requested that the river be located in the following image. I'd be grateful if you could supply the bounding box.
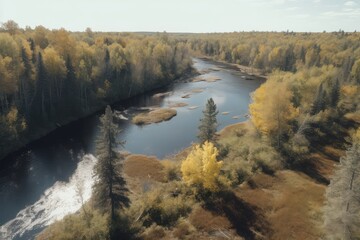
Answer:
[0,58,263,240]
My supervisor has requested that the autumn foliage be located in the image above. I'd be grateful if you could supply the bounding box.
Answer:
[181,141,223,191]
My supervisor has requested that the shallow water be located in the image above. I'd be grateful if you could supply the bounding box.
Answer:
[0,58,263,239]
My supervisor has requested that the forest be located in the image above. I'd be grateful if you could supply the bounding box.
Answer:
[1,21,360,240]
[0,20,193,160]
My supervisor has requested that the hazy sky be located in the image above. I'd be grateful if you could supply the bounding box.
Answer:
[0,0,359,32]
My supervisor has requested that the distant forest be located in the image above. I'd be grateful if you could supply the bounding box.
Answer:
[0,21,193,160]
[1,21,360,163]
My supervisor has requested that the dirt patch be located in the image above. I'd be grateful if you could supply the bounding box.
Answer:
[132,108,177,125]
[124,154,165,182]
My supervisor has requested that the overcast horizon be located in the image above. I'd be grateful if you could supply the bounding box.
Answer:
[1,0,359,33]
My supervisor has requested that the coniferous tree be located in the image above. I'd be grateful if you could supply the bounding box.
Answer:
[330,78,340,108]
[31,52,48,123]
[311,83,327,115]
[198,98,218,144]
[93,106,129,226]
[323,131,360,239]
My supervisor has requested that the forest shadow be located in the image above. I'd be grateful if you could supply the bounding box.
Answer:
[204,190,271,240]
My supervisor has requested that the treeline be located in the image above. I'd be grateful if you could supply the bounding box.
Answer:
[184,31,360,75]
[180,31,360,160]
[0,20,193,160]
[183,32,360,239]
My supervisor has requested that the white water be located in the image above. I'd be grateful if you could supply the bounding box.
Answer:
[0,154,97,240]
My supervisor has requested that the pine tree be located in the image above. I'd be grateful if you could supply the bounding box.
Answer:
[198,98,218,144]
[329,78,340,108]
[323,130,360,239]
[93,106,129,224]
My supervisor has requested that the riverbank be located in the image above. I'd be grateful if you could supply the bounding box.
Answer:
[37,120,347,240]
[0,68,198,164]
[198,56,267,80]
[124,122,345,239]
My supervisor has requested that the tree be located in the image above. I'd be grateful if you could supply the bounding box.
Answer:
[310,83,327,115]
[92,106,129,226]
[329,78,340,108]
[250,76,298,148]
[30,52,48,122]
[181,141,223,192]
[323,129,360,239]
[198,98,218,144]
[2,20,19,35]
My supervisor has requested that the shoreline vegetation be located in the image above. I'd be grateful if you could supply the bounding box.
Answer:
[132,108,177,125]
[2,26,360,239]
[0,25,199,162]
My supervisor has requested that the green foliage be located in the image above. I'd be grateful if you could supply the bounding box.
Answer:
[198,98,218,144]
[93,106,129,222]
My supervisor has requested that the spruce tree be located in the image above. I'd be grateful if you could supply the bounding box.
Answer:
[93,106,129,224]
[198,98,218,144]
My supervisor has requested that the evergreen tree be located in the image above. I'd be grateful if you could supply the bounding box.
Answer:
[30,52,48,123]
[92,106,129,228]
[20,46,33,117]
[329,78,340,108]
[198,98,218,144]
[323,131,360,239]
[62,55,79,115]
[310,83,327,115]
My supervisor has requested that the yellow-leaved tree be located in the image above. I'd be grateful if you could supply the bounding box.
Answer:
[181,141,223,191]
[250,73,299,147]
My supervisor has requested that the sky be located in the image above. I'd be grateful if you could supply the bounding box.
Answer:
[0,0,359,32]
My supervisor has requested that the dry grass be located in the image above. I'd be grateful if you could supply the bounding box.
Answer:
[218,122,248,139]
[189,206,232,232]
[124,154,165,182]
[132,108,177,125]
[236,170,327,240]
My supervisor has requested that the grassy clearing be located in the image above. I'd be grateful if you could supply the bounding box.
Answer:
[132,108,177,125]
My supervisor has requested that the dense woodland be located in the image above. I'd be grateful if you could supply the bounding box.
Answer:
[0,20,192,160]
[2,21,360,239]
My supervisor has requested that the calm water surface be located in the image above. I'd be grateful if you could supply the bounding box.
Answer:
[0,58,263,239]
